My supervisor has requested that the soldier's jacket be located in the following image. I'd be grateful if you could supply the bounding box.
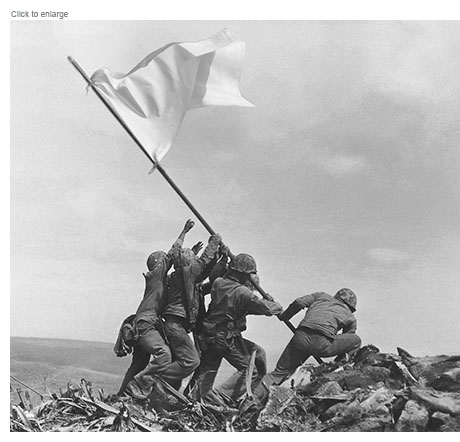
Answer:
[162,235,221,328]
[135,238,184,323]
[280,292,357,339]
[203,275,283,339]
[199,257,228,296]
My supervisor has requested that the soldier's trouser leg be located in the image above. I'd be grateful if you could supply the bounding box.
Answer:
[160,316,200,389]
[253,342,268,378]
[132,325,172,391]
[265,329,362,387]
[118,346,150,395]
[317,332,362,359]
[193,348,224,405]
[217,339,266,401]
[264,328,315,386]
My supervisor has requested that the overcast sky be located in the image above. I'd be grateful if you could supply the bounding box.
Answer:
[10,20,460,366]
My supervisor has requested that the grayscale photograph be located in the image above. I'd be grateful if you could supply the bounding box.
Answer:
[10,16,460,432]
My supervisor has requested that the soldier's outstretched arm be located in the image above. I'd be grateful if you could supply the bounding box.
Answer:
[177,219,195,243]
[174,219,195,246]
[167,219,195,258]
[278,293,316,321]
[192,233,222,276]
[246,293,283,316]
[266,299,284,316]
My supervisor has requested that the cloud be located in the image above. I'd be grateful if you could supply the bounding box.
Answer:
[319,154,368,177]
[368,248,410,265]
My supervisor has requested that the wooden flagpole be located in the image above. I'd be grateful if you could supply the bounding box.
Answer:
[67,56,320,357]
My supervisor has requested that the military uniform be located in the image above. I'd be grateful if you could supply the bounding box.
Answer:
[194,274,283,404]
[118,241,182,396]
[133,234,221,392]
[265,291,361,386]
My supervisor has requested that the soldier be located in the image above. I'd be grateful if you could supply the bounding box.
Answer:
[264,288,362,387]
[126,224,222,398]
[119,220,195,397]
[193,254,283,405]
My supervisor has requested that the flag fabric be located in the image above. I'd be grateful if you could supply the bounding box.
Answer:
[90,29,253,162]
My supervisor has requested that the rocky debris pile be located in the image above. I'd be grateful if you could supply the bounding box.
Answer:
[9,377,251,432]
[10,345,460,432]
[10,379,162,432]
[257,346,460,431]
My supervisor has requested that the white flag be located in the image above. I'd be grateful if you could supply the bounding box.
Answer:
[90,29,253,162]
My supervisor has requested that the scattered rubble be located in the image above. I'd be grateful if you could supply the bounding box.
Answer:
[10,345,460,431]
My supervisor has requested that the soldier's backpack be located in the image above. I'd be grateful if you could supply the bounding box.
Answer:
[113,314,138,357]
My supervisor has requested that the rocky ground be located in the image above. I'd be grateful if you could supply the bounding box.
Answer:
[10,345,460,432]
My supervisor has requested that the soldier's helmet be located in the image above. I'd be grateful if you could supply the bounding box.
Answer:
[229,253,257,274]
[146,251,167,271]
[334,288,357,312]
